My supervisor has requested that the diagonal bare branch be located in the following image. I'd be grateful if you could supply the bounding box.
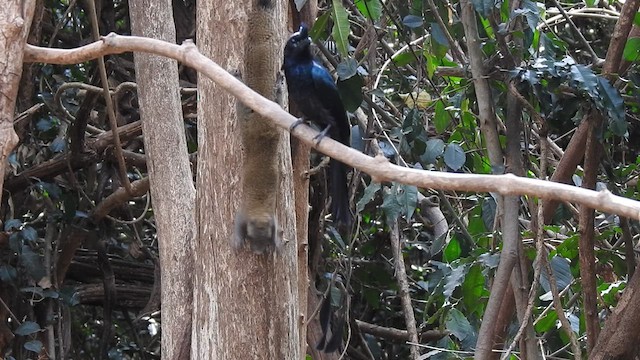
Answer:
[23,34,640,222]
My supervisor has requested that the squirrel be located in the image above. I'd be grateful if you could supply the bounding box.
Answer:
[232,0,284,254]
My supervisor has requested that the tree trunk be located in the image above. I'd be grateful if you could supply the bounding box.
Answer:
[0,1,36,356]
[591,268,640,359]
[128,1,196,359]
[0,1,36,209]
[192,0,300,358]
[288,1,318,356]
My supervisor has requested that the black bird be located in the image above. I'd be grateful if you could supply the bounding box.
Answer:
[283,24,351,226]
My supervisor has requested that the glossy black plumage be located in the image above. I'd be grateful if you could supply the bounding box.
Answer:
[283,25,351,225]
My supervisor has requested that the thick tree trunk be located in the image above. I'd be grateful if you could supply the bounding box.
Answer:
[0,1,36,356]
[591,268,640,359]
[0,1,36,207]
[192,0,300,358]
[128,1,196,359]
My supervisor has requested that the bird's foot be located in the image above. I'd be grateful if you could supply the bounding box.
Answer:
[289,117,306,132]
[312,125,332,146]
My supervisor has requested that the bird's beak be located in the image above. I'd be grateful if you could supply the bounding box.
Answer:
[293,24,310,41]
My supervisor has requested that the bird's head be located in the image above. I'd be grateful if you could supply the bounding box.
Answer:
[284,24,312,60]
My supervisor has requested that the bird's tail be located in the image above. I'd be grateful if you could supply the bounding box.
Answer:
[329,158,351,226]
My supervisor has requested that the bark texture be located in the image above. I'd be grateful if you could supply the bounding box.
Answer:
[192,0,300,358]
[128,1,196,359]
[288,0,318,355]
[591,268,640,359]
[0,1,36,207]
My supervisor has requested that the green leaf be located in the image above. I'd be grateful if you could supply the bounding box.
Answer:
[378,140,397,159]
[398,184,418,219]
[393,52,416,67]
[427,34,449,60]
[354,0,381,20]
[570,63,598,93]
[478,252,500,269]
[20,245,47,283]
[330,284,343,306]
[0,265,16,282]
[329,226,346,249]
[337,74,363,112]
[381,184,402,222]
[599,281,625,306]
[482,196,497,230]
[467,206,486,235]
[422,138,445,164]
[540,32,567,56]
[556,234,579,260]
[540,256,573,293]
[402,15,423,28]
[50,137,66,153]
[14,321,41,336]
[535,311,558,333]
[635,12,640,27]
[331,0,350,57]
[4,219,22,231]
[363,287,381,309]
[59,287,80,306]
[430,22,449,46]
[462,265,487,314]
[336,58,358,79]
[443,237,461,262]
[400,109,429,157]
[24,340,43,353]
[357,182,380,213]
[445,308,474,341]
[424,51,436,78]
[471,0,494,17]
[597,77,627,136]
[310,12,331,41]
[444,143,466,171]
[36,118,54,132]
[443,262,466,298]
[434,100,450,134]
[37,182,62,199]
[350,125,364,152]
[431,233,449,255]
[20,227,38,242]
[514,0,540,31]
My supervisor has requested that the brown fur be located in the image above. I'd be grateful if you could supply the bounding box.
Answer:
[232,0,283,253]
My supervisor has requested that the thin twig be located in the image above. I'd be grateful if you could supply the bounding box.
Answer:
[0,295,20,325]
[389,222,420,359]
[13,103,44,124]
[86,0,133,195]
[542,254,581,358]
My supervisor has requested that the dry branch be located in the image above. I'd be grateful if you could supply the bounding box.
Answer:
[5,119,143,192]
[355,319,448,343]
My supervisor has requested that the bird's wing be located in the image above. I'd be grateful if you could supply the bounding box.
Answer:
[310,62,341,104]
[310,62,351,145]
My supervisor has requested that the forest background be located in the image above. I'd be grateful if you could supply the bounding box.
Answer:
[1,0,640,359]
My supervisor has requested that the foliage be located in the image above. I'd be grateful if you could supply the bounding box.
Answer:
[3,0,639,358]
[308,0,637,357]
